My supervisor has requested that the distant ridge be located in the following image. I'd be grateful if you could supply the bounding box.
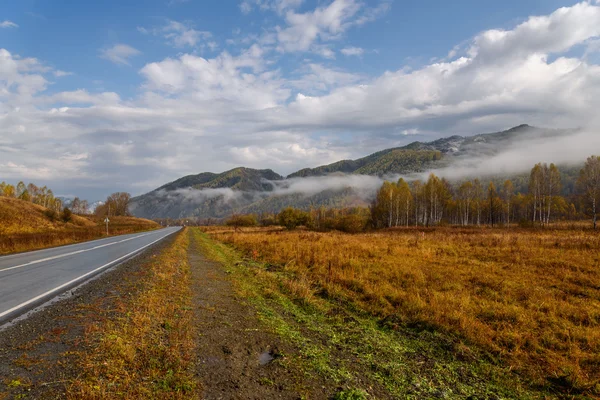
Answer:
[130,125,572,219]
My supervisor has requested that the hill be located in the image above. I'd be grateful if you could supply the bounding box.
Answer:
[130,125,577,220]
[130,168,284,219]
[0,196,159,254]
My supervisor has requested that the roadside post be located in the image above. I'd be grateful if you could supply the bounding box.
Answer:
[104,217,110,235]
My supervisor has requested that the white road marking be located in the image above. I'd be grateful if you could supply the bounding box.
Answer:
[0,228,179,320]
[0,231,156,274]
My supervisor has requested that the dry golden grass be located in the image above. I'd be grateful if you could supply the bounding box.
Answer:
[206,226,600,393]
[0,197,159,254]
[67,228,197,399]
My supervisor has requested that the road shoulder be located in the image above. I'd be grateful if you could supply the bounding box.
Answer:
[0,232,179,399]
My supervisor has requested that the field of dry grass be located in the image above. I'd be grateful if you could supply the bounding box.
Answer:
[205,225,600,395]
[0,197,159,254]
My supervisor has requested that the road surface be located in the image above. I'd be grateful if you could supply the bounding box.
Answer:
[0,227,181,324]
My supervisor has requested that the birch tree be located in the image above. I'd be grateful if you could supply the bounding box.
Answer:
[578,156,600,230]
[501,180,514,225]
[458,181,474,226]
[397,178,413,227]
[545,163,561,224]
[473,179,483,226]
[16,181,26,198]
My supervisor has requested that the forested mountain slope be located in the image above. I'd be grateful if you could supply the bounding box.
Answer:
[130,125,578,219]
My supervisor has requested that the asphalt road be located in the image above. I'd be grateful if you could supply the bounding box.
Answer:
[0,227,181,324]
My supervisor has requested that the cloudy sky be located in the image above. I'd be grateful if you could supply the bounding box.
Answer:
[1,0,600,200]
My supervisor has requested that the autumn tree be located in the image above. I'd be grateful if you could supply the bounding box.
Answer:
[473,179,483,225]
[501,180,514,225]
[27,183,38,202]
[545,164,561,224]
[19,190,31,202]
[71,197,81,214]
[487,182,502,227]
[397,178,413,227]
[411,180,424,226]
[529,163,544,225]
[529,163,562,225]
[372,181,396,228]
[577,156,600,229]
[458,181,474,226]
[53,198,63,213]
[3,184,15,198]
[104,192,132,216]
[424,174,450,226]
[16,181,26,198]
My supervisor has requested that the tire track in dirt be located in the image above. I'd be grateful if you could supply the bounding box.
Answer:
[189,230,329,400]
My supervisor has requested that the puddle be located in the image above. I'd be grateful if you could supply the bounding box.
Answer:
[259,347,282,365]
[259,351,275,365]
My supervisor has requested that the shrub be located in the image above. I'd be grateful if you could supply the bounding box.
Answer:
[61,208,73,223]
[518,218,534,228]
[336,214,367,233]
[278,207,311,230]
[44,209,58,221]
[259,215,277,227]
[225,214,258,228]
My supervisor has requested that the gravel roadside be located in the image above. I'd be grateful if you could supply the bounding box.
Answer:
[0,232,179,399]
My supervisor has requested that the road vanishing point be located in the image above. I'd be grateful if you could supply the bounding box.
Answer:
[0,227,181,325]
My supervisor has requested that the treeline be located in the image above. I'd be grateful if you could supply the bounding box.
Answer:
[0,181,63,212]
[215,156,600,232]
[223,207,370,233]
[0,180,133,218]
[371,156,600,229]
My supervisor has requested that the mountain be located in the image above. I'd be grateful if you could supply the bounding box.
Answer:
[288,149,444,178]
[130,125,574,220]
[157,168,283,192]
[130,168,284,219]
[286,124,559,178]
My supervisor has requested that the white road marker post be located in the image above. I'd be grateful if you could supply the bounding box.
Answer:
[105,217,110,236]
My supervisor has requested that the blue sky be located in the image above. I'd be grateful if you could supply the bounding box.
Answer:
[1,0,600,200]
[2,0,579,97]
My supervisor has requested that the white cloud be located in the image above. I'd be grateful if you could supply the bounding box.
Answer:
[0,49,49,100]
[340,46,364,56]
[240,0,304,15]
[2,2,600,200]
[276,0,362,53]
[139,20,212,49]
[53,70,73,77]
[163,20,211,48]
[140,44,287,109]
[271,0,389,57]
[99,44,141,66]
[0,20,18,29]
[283,1,600,133]
[44,89,121,106]
[402,128,419,135]
[290,63,362,93]
[240,2,253,14]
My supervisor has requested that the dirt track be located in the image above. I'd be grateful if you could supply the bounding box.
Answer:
[189,234,328,399]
